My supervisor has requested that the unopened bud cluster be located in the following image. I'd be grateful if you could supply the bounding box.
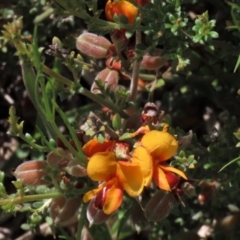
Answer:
[76,32,169,95]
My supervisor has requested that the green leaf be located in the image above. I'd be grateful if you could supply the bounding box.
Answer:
[179,150,185,158]
[155,79,165,88]
[117,204,133,239]
[219,156,240,172]
[165,23,172,29]
[193,35,202,43]
[234,53,240,72]
[32,202,43,209]
[112,113,122,130]
[119,132,132,140]
[209,31,219,38]
[168,13,176,22]
[21,223,31,231]
[0,171,5,183]
[119,14,129,24]
[97,133,105,144]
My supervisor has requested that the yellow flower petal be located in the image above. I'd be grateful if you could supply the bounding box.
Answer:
[131,125,150,137]
[141,130,178,161]
[83,184,104,203]
[87,152,117,181]
[160,165,187,180]
[82,139,114,158]
[131,146,153,186]
[116,161,144,196]
[153,165,171,191]
[103,178,123,214]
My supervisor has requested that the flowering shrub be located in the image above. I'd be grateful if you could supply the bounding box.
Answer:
[1,0,240,239]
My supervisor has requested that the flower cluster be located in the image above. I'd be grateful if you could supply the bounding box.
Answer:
[82,125,188,219]
[75,0,167,95]
[9,1,195,228]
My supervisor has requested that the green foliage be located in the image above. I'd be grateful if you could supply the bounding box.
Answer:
[1,0,240,239]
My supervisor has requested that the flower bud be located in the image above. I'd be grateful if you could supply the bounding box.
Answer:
[110,29,128,53]
[91,68,119,94]
[140,49,167,70]
[86,196,111,225]
[178,130,193,149]
[46,148,72,169]
[76,33,112,59]
[50,196,81,226]
[181,182,196,198]
[145,191,175,222]
[65,160,87,177]
[52,36,62,50]
[14,160,49,186]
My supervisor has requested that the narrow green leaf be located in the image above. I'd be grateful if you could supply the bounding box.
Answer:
[117,204,133,239]
[234,54,240,73]
[119,133,132,140]
[218,156,240,172]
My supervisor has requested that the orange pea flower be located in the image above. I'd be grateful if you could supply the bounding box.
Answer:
[82,139,144,215]
[105,0,138,24]
[132,129,187,191]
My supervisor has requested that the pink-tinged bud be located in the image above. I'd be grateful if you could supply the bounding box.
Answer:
[91,68,119,94]
[178,130,193,149]
[50,196,81,226]
[87,196,111,225]
[140,49,167,70]
[145,191,175,221]
[14,160,49,186]
[46,149,72,169]
[110,29,128,53]
[76,33,112,59]
[181,182,196,198]
[65,161,87,177]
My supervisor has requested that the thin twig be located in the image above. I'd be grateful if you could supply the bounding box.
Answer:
[127,30,141,102]
[89,112,119,140]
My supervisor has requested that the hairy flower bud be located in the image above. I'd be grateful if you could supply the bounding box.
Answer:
[50,196,82,226]
[86,196,111,225]
[145,191,175,222]
[91,68,119,94]
[76,33,112,59]
[46,148,72,169]
[65,160,87,177]
[181,182,196,198]
[14,160,49,186]
[140,49,167,70]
